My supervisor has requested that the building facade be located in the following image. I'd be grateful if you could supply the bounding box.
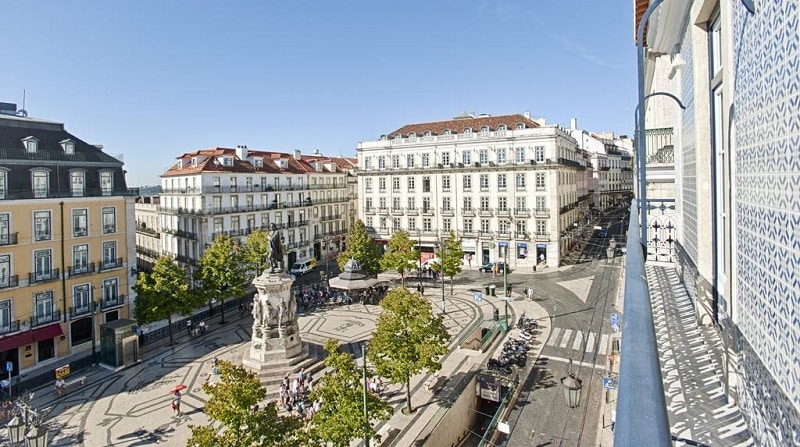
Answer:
[357,112,589,269]
[149,146,356,279]
[637,0,800,443]
[0,103,135,376]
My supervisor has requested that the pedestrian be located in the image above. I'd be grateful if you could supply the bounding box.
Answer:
[238,301,245,316]
[55,377,66,397]
[172,391,182,415]
[610,409,616,432]
[186,319,193,336]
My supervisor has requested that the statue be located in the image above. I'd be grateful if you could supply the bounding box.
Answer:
[252,294,262,326]
[277,300,287,327]
[264,299,274,327]
[268,224,284,273]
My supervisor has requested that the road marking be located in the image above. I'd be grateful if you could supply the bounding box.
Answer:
[559,329,573,348]
[585,332,596,353]
[547,327,561,346]
[547,355,606,370]
[572,330,584,351]
[599,334,609,351]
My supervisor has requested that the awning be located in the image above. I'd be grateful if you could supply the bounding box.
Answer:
[0,332,34,353]
[33,324,64,342]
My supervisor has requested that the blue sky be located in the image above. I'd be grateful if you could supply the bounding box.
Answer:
[2,1,637,186]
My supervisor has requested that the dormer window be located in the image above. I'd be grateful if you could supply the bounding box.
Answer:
[393,134,401,141]
[423,131,432,137]
[191,157,198,167]
[60,139,75,154]
[463,128,473,134]
[443,129,452,135]
[380,135,388,141]
[100,171,114,196]
[498,124,507,131]
[22,137,39,153]
[32,169,49,198]
[224,157,234,166]
[254,158,263,168]
[408,132,416,138]
[480,126,490,134]
[516,123,526,130]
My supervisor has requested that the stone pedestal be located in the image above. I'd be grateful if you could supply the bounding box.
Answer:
[242,270,312,385]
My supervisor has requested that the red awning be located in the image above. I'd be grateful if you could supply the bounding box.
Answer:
[0,331,34,353]
[33,324,64,342]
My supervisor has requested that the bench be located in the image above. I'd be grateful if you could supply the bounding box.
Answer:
[62,376,87,395]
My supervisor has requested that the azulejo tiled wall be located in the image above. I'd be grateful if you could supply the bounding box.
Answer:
[731,0,800,445]
[679,18,698,263]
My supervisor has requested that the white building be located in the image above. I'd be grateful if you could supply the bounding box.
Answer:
[357,112,588,269]
[141,146,357,278]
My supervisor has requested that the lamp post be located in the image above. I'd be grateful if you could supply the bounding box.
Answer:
[91,300,99,365]
[361,344,370,447]
[560,358,583,408]
[437,239,446,315]
[5,393,48,447]
[416,229,422,278]
[503,242,509,331]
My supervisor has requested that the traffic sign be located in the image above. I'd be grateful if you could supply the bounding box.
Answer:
[612,322,620,332]
[5,361,11,372]
[603,376,617,390]
[610,312,620,326]
[473,292,483,302]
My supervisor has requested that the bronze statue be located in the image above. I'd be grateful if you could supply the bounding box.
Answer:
[268,224,284,272]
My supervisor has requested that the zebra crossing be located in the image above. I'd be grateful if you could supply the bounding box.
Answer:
[546,327,608,355]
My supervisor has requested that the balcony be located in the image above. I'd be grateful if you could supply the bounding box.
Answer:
[175,254,197,266]
[513,208,530,217]
[29,268,60,284]
[391,208,404,215]
[99,258,123,271]
[479,231,494,238]
[320,214,342,222]
[30,310,61,328]
[0,320,20,335]
[514,232,529,239]
[496,208,511,217]
[135,225,160,238]
[422,208,434,216]
[462,208,475,217]
[69,304,93,318]
[136,247,160,258]
[406,208,419,216]
[441,208,455,216]
[364,207,376,215]
[534,232,550,241]
[377,207,390,215]
[68,262,97,278]
[478,209,494,217]
[0,232,18,246]
[461,231,477,238]
[101,294,126,310]
[533,208,550,217]
[645,127,675,165]
[0,275,19,290]
[497,231,512,239]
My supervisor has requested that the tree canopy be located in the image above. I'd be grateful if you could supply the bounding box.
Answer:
[241,228,271,278]
[133,256,198,346]
[194,235,250,324]
[379,230,419,286]
[440,231,465,294]
[188,360,303,447]
[306,339,392,446]
[337,219,383,276]
[368,287,450,413]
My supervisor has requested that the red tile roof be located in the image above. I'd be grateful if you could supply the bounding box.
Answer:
[161,147,354,177]
[387,113,540,137]
[634,0,650,45]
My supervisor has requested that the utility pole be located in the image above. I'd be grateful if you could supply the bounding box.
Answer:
[362,344,370,447]
[503,244,509,331]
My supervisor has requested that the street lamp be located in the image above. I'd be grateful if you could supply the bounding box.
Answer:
[560,358,583,408]
[503,242,510,331]
[437,239,446,315]
[361,344,370,447]
[5,393,48,447]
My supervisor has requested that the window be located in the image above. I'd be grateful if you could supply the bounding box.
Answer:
[515,147,525,163]
[444,129,452,135]
[73,284,91,314]
[481,219,490,232]
[392,177,400,191]
[0,214,8,245]
[497,148,506,164]
[72,244,89,274]
[364,158,372,170]
[442,152,450,166]
[365,198,373,209]
[480,174,489,190]
[102,241,117,268]
[34,249,52,280]
[443,218,451,232]
[536,196,546,210]
[480,126,490,135]
[64,208,85,239]
[365,178,372,191]
[0,254,10,288]
[536,220,547,234]
[423,218,432,231]
[442,176,451,191]
[442,197,451,210]
[378,156,386,169]
[212,177,221,191]
[366,217,373,228]
[516,197,526,211]
[102,207,116,234]
[378,178,386,191]
[480,197,490,211]
[407,197,416,210]
[24,137,38,153]
[407,177,415,191]
[0,299,10,331]
[516,123,525,130]
[407,218,417,231]
[536,173,546,189]
[34,211,52,241]
[34,291,54,321]
[498,197,508,211]
[499,220,509,233]
[464,219,473,232]
[379,217,387,230]
[421,154,430,167]
[516,220,527,234]
[422,176,430,192]
[479,149,489,165]
[516,173,526,189]
[464,127,473,135]
[462,151,471,165]
[231,216,240,230]
[71,171,85,197]
[422,198,431,213]
[463,197,472,211]
[100,171,113,196]
[393,197,401,210]
[406,154,415,168]
[0,170,5,199]
[392,155,400,169]
[33,170,49,198]
[103,278,119,304]
[63,140,75,154]
[497,174,507,190]
[535,146,545,163]
[392,218,401,230]
[463,175,472,191]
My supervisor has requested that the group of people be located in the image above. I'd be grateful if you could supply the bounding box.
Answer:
[0,400,15,423]
[279,368,317,420]
[416,265,441,280]
[186,319,207,337]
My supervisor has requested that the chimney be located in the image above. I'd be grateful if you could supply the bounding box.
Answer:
[293,149,301,160]
[236,145,248,160]
[523,111,531,119]
[570,118,578,130]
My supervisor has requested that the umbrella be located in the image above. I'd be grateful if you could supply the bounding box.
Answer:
[328,276,380,291]
[169,384,187,394]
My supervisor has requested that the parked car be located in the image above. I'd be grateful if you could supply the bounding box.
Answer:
[479,262,509,273]
[289,259,314,276]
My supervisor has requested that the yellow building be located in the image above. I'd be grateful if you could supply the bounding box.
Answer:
[0,103,136,377]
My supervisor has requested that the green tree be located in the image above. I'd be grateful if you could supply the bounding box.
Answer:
[368,287,450,413]
[441,231,464,294]
[242,228,270,277]
[133,256,198,346]
[337,219,383,276]
[187,360,303,447]
[195,235,249,324]
[307,339,393,446]
[379,230,419,286]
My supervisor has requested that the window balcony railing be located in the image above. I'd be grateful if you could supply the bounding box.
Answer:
[514,232,529,239]
[29,268,60,284]
[0,275,19,290]
[0,320,21,335]
[479,209,494,217]
[534,232,550,241]
[377,207,389,215]
[479,231,494,238]
[513,208,530,217]
[101,294,126,310]
[68,262,97,278]
[136,247,160,258]
[497,231,512,239]
[462,208,475,217]
[645,127,675,165]
[422,208,434,216]
[135,225,160,238]
[69,304,93,318]
[103,224,117,234]
[441,208,455,216]
[364,207,375,215]
[175,254,197,266]
[391,208,404,215]
[533,208,550,217]
[496,209,511,217]
[460,231,477,238]
[0,232,18,246]
[31,310,61,328]
[99,258,123,271]
[406,208,419,216]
